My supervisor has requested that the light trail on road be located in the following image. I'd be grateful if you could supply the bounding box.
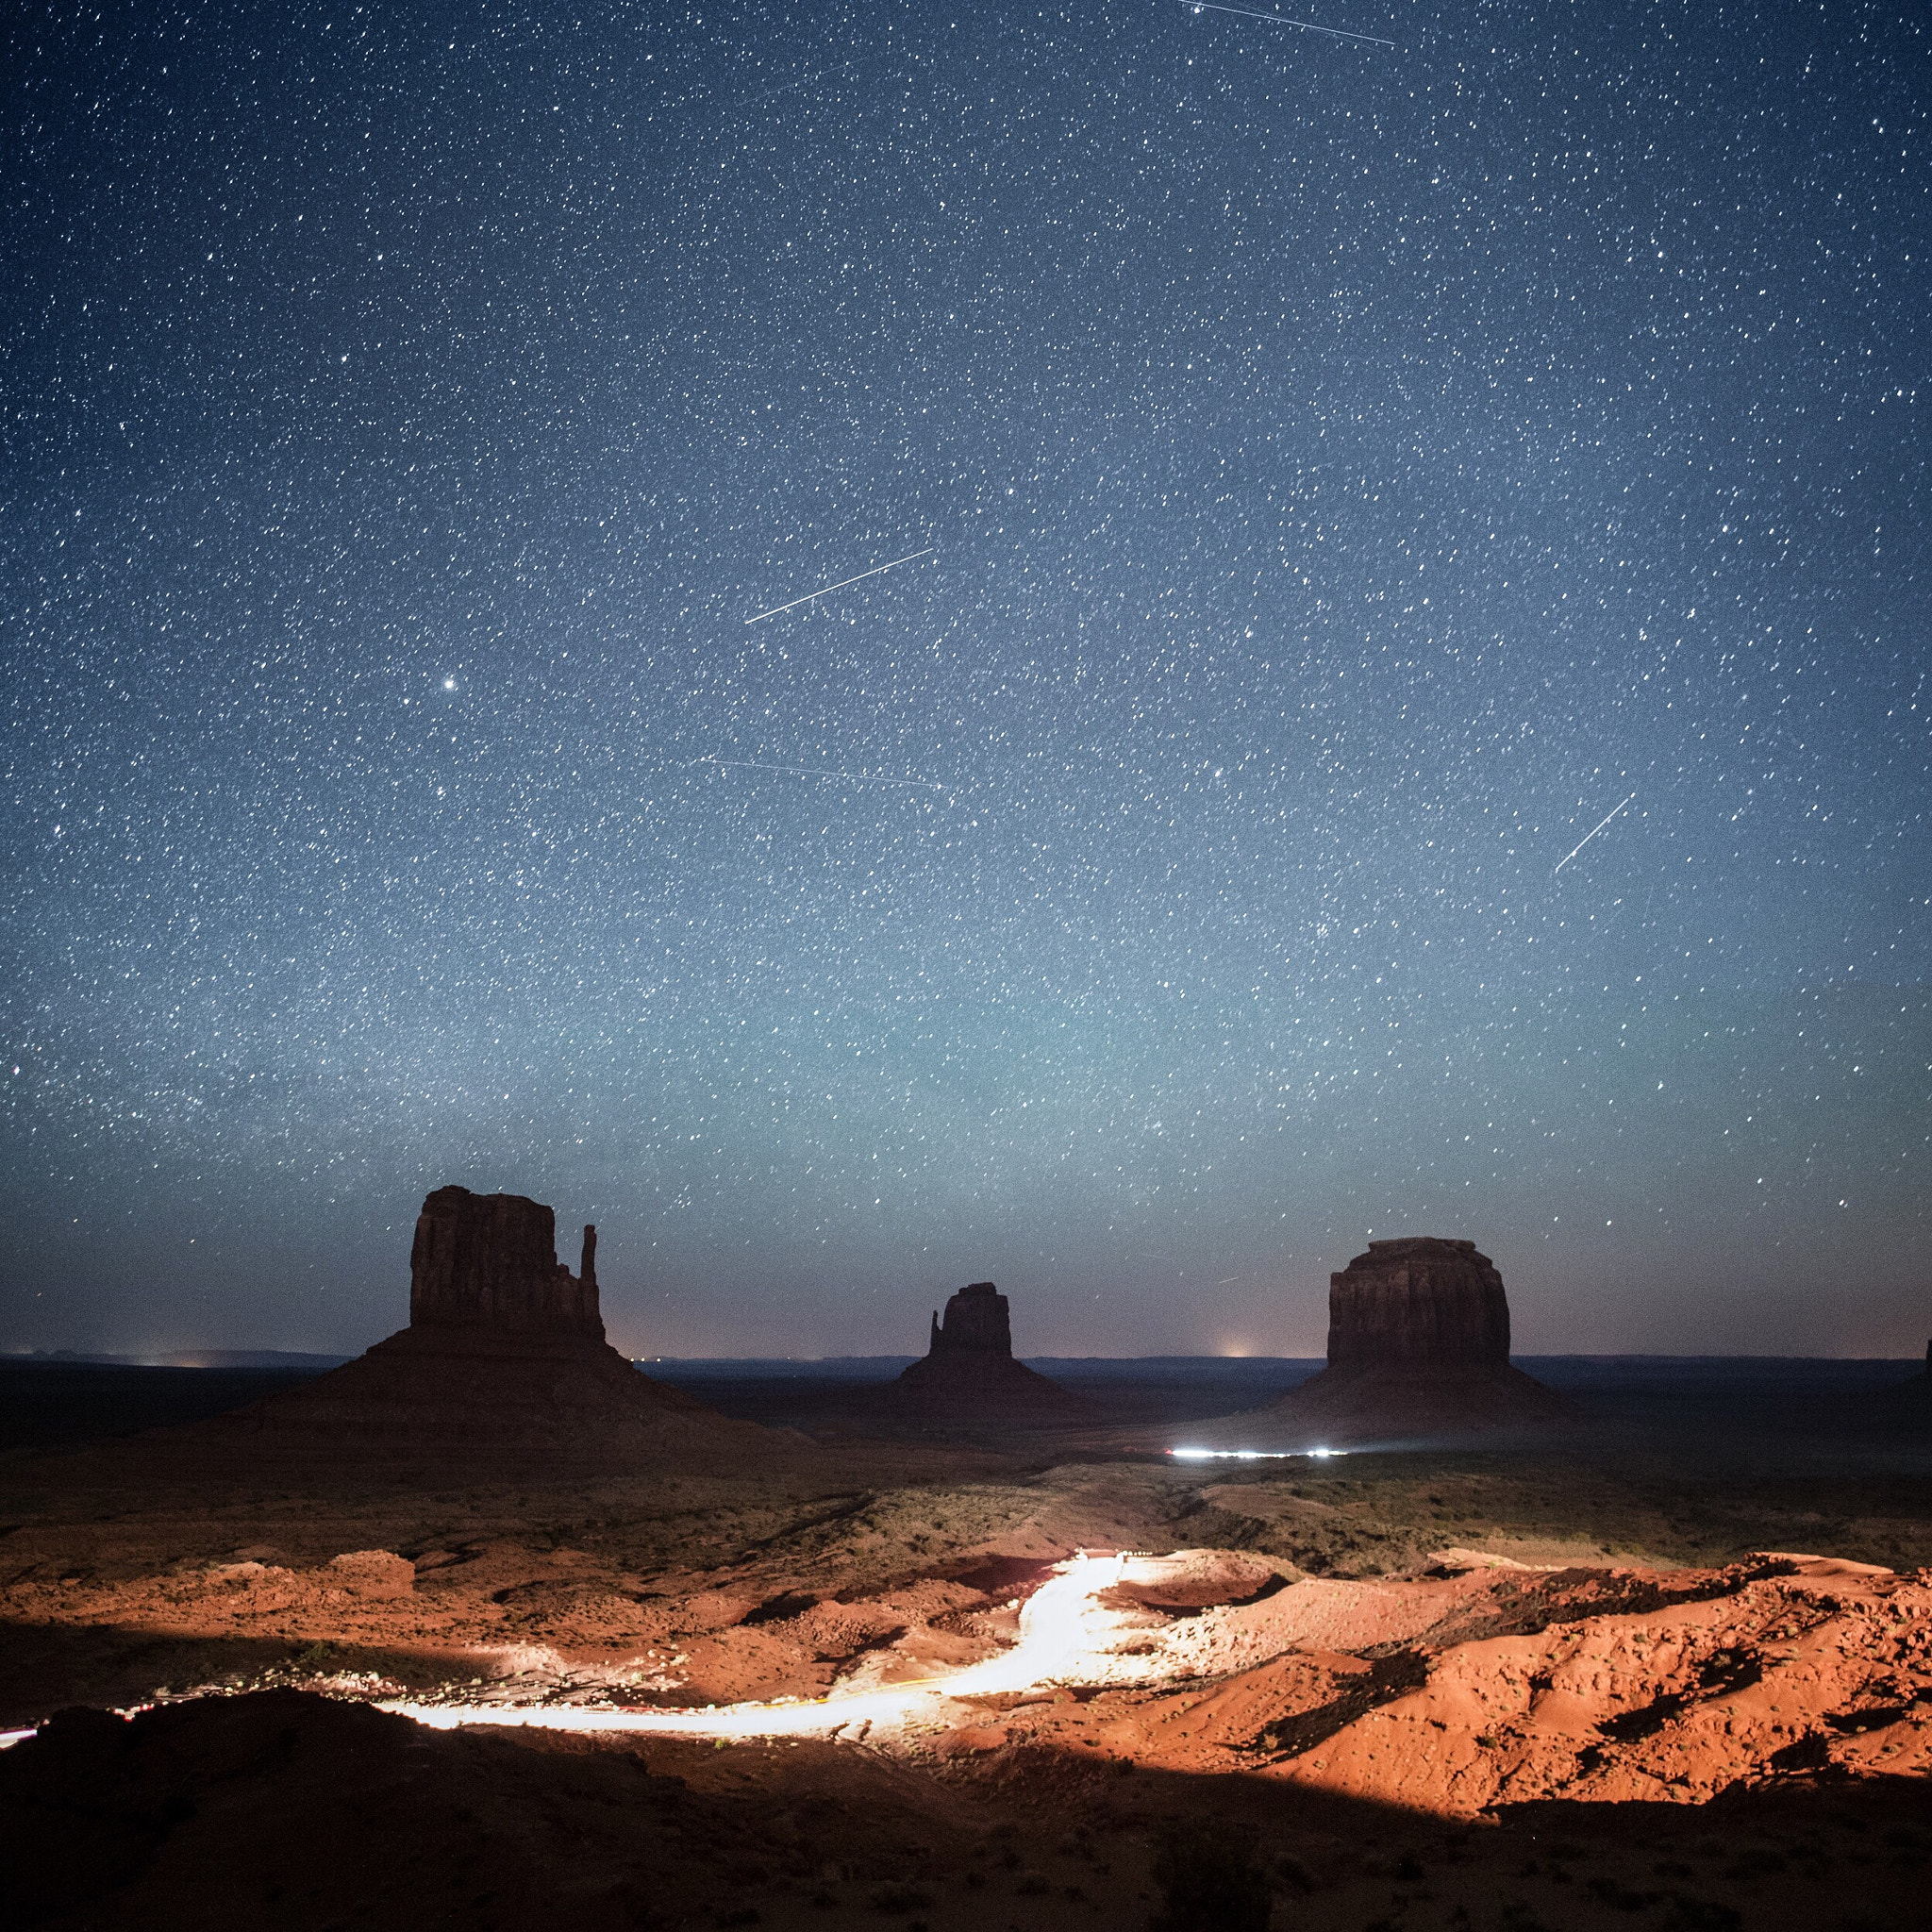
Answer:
[380,1551,1127,1740]
[0,1552,1184,1752]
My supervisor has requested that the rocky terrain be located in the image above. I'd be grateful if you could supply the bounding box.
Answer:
[4,1429,1931,1929]
[4,1208,1927,1927]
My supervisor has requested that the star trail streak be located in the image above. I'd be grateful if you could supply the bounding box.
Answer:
[744,547,937,624]
[1177,2,1396,49]
[1554,793,1640,876]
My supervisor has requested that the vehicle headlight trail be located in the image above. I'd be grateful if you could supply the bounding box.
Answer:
[379,1551,1127,1741]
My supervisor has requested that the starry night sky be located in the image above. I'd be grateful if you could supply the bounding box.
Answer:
[4,1,1927,1360]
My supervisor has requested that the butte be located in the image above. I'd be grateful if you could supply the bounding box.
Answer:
[1185,1237,1570,1451]
[197,1185,783,1468]
[889,1281,1091,1424]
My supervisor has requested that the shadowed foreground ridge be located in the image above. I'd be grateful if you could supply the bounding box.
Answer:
[188,1187,778,1464]
[1187,1238,1571,1450]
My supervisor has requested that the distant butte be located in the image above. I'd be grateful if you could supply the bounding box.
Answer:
[1186,1238,1570,1451]
[891,1282,1091,1422]
[204,1186,778,1465]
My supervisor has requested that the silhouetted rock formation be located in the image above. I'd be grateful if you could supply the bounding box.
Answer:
[198,1188,782,1466]
[926,1281,1013,1357]
[1185,1238,1569,1451]
[1879,1337,1932,1414]
[408,1186,602,1335]
[891,1282,1090,1423]
[1327,1238,1510,1366]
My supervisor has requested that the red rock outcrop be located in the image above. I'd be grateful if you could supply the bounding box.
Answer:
[408,1186,602,1335]
[892,1282,1090,1422]
[1327,1238,1510,1364]
[193,1189,783,1467]
[925,1280,1012,1357]
[1183,1238,1568,1451]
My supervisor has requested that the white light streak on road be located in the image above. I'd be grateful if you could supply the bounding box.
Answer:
[1554,791,1638,874]
[1179,2,1396,48]
[380,1552,1126,1740]
[745,546,935,624]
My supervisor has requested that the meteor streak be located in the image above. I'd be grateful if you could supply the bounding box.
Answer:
[1178,1,1396,48]
[1554,791,1638,874]
[745,546,935,624]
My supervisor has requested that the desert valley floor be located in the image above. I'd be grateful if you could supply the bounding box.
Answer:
[2,1357,1929,1931]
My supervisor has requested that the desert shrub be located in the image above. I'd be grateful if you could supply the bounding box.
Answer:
[1148,1820,1273,1932]
[1666,1901,1740,1932]
[1274,1854,1313,1892]
[866,1884,932,1914]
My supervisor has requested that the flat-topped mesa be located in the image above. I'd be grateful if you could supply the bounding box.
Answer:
[1182,1234,1568,1452]
[926,1281,1012,1357]
[408,1185,602,1338]
[1327,1237,1510,1367]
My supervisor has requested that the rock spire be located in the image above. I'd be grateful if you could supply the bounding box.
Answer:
[925,1281,1013,1357]
[200,1186,776,1467]
[892,1280,1090,1424]
[1326,1238,1510,1366]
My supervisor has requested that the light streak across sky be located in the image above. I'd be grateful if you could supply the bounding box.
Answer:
[745,546,936,623]
[1554,791,1639,874]
[1177,2,1397,49]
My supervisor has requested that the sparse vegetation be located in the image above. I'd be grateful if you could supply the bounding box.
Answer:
[1147,1820,1273,1932]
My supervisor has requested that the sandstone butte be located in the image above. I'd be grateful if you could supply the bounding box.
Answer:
[1183,1237,1572,1451]
[192,1185,782,1466]
[891,1281,1091,1419]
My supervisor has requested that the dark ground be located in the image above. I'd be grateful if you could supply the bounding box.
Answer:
[0,1364,340,1451]
[4,1685,1927,1932]
[648,1355,1930,1443]
[4,1353,1925,1451]
[4,1354,1926,1453]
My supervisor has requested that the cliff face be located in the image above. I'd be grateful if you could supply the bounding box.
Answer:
[924,1282,1013,1357]
[408,1187,601,1338]
[1326,1238,1509,1367]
